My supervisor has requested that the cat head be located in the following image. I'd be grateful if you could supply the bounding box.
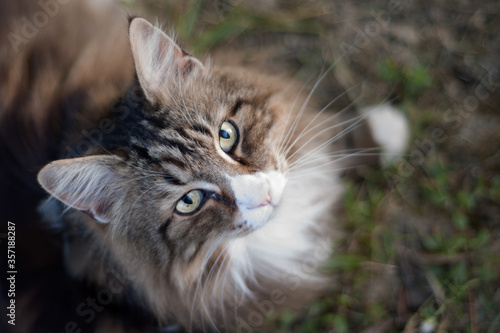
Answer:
[38,18,295,266]
[35,18,347,328]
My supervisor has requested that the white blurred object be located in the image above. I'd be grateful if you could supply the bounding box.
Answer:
[420,317,437,333]
[361,103,410,166]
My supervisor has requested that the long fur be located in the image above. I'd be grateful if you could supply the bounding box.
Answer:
[0,2,408,333]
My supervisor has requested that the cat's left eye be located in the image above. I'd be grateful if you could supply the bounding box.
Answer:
[219,121,239,153]
[175,190,204,215]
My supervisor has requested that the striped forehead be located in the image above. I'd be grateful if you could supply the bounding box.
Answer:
[128,119,227,182]
[124,91,277,182]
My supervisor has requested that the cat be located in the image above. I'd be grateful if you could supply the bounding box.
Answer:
[36,16,349,332]
[1,2,406,332]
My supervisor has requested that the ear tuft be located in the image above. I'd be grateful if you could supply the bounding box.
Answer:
[37,155,127,223]
[129,18,203,103]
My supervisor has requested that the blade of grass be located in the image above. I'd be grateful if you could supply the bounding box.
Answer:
[178,0,205,39]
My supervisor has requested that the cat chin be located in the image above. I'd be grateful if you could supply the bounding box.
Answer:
[239,204,274,228]
[230,204,277,237]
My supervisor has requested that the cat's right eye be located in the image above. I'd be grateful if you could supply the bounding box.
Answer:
[175,190,204,215]
[219,121,239,153]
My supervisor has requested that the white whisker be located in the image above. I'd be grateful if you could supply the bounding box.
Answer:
[288,148,382,171]
[286,113,368,166]
[288,164,368,180]
[276,75,314,154]
[279,84,360,157]
[279,65,331,156]
[278,48,353,156]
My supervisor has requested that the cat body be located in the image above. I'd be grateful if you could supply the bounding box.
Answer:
[0,2,395,332]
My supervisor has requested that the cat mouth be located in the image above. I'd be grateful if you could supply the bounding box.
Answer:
[234,203,277,235]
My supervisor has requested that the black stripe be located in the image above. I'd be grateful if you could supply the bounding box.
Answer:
[144,114,167,130]
[159,218,172,240]
[209,192,236,208]
[174,126,190,141]
[162,172,184,187]
[230,155,258,170]
[131,145,185,185]
[132,144,154,162]
[230,99,244,117]
[191,123,212,136]
[159,138,196,154]
[161,157,187,171]
[159,218,177,257]
[175,124,212,141]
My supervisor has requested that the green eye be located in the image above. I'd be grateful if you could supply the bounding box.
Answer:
[175,190,203,215]
[219,121,238,153]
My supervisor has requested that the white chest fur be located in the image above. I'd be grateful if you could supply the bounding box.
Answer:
[229,160,343,297]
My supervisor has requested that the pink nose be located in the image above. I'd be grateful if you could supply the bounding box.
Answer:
[256,193,272,208]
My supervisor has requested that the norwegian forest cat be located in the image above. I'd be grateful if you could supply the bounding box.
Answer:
[0,1,405,332]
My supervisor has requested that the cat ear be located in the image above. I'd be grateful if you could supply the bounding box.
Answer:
[129,17,203,103]
[37,155,126,223]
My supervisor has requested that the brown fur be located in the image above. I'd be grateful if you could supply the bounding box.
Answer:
[1,3,378,333]
[0,1,135,333]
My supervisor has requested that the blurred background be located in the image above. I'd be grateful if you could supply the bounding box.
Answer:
[2,0,499,332]
[127,0,500,332]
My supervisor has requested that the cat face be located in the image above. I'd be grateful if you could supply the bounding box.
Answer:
[120,69,290,263]
[37,18,292,265]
